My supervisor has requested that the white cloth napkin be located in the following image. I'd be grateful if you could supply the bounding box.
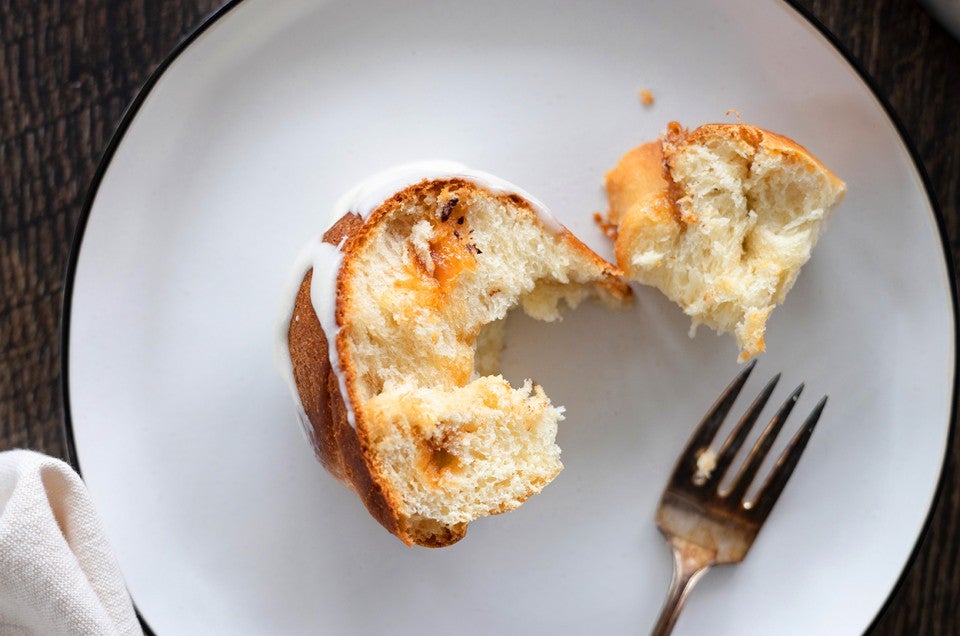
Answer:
[0,450,141,636]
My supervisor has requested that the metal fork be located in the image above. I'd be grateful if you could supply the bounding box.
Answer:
[651,360,827,635]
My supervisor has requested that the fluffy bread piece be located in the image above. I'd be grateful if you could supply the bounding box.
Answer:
[605,122,846,360]
[284,169,629,547]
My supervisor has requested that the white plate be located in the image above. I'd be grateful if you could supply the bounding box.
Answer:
[64,1,955,634]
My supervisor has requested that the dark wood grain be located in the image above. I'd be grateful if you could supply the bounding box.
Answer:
[0,0,957,633]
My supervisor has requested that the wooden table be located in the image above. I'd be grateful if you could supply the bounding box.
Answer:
[1,1,957,633]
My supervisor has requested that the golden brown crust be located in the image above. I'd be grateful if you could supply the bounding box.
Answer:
[288,252,405,543]
[323,211,364,245]
[664,122,845,191]
[604,142,669,226]
[289,178,629,548]
[288,272,344,479]
[605,141,682,271]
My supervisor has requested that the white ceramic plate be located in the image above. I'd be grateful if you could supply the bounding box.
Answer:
[64,1,955,634]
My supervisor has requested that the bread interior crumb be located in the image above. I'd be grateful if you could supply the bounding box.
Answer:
[340,183,615,539]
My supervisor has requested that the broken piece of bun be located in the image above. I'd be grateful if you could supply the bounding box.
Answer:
[604,122,846,360]
[278,162,630,547]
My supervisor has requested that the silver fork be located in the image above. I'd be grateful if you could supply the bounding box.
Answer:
[651,360,827,635]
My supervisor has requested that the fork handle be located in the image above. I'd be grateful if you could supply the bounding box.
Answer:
[651,539,715,636]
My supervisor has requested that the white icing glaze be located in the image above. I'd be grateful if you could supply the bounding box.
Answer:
[274,236,343,446]
[275,161,568,437]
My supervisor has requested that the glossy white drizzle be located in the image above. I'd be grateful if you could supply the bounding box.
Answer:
[276,161,567,437]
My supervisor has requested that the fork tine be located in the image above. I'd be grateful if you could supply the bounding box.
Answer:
[708,373,781,485]
[746,396,827,521]
[676,360,756,476]
[725,383,803,501]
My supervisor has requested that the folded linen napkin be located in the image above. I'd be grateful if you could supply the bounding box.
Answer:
[0,450,141,636]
